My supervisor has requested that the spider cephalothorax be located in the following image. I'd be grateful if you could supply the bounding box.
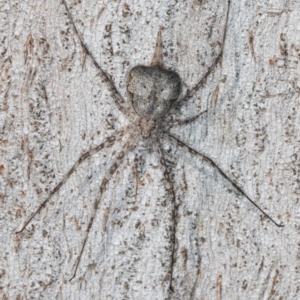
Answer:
[138,117,157,137]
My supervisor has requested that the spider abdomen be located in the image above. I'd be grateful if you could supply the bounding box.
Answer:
[127,65,181,119]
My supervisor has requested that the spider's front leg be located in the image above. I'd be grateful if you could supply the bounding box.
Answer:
[154,139,177,293]
[166,132,284,228]
[16,124,136,234]
[70,130,140,280]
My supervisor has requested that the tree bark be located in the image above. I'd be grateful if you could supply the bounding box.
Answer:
[1,0,299,299]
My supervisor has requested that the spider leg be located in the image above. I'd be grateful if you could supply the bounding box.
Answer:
[168,109,207,127]
[170,0,231,114]
[166,132,284,228]
[62,0,136,119]
[154,139,177,293]
[132,156,140,201]
[16,124,136,234]
[70,131,140,280]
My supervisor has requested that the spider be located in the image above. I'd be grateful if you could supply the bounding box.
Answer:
[16,0,283,291]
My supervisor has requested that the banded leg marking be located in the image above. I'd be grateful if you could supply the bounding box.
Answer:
[166,132,284,228]
[169,110,208,127]
[70,132,140,280]
[62,0,136,118]
[170,0,231,113]
[155,139,177,293]
[16,125,135,234]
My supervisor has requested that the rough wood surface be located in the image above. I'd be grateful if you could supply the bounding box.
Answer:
[1,0,299,299]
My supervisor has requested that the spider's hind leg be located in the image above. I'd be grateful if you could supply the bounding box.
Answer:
[170,0,231,114]
[61,0,136,119]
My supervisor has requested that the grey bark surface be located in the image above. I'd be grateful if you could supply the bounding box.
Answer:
[1,0,300,299]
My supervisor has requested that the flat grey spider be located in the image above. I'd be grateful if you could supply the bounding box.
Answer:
[17,0,283,290]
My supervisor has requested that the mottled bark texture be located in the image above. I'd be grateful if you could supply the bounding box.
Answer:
[1,0,299,299]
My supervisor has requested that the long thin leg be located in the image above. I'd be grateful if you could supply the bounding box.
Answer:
[170,0,231,113]
[16,124,135,234]
[62,0,136,119]
[132,156,140,202]
[168,110,207,127]
[70,131,140,280]
[166,132,284,228]
[154,139,177,293]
